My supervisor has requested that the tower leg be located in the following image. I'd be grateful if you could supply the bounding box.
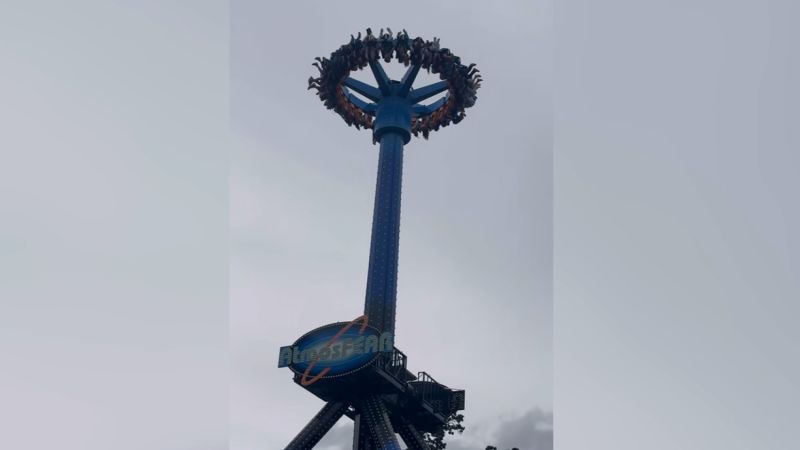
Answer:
[352,413,375,450]
[360,395,402,450]
[284,401,348,450]
[395,417,430,450]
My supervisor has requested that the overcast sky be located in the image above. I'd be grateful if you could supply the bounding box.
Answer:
[229,1,553,448]
[2,2,798,450]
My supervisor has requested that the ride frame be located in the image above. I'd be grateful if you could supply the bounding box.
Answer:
[285,43,474,450]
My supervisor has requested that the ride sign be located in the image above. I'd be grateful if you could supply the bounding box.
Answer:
[278,315,393,386]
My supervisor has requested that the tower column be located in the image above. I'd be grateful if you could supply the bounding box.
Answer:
[363,131,404,335]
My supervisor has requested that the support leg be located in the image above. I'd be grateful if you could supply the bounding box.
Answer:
[360,395,402,450]
[352,413,375,450]
[285,401,348,450]
[395,417,430,450]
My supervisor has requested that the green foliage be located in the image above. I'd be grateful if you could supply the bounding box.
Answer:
[417,413,519,450]
[422,413,465,449]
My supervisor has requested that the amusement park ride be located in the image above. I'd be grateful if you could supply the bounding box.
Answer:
[278,29,482,450]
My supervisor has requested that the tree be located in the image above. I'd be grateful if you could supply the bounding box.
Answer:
[418,413,519,450]
[422,413,465,449]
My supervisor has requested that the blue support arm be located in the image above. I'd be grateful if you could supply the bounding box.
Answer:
[411,97,447,117]
[398,64,421,97]
[408,81,449,104]
[369,60,392,96]
[343,77,382,102]
[343,87,378,113]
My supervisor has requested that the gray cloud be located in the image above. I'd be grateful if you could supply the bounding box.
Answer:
[312,409,553,450]
[424,408,553,450]
[489,409,553,450]
[438,408,552,450]
[316,421,353,450]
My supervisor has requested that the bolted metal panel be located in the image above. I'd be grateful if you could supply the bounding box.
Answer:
[361,396,402,450]
[352,413,375,450]
[285,401,348,450]
[449,390,466,412]
[373,95,412,143]
[363,132,404,336]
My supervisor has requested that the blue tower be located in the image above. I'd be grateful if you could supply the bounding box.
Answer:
[281,29,480,450]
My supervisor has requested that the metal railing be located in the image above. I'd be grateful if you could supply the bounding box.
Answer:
[375,347,408,381]
[373,353,458,418]
[412,371,448,416]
